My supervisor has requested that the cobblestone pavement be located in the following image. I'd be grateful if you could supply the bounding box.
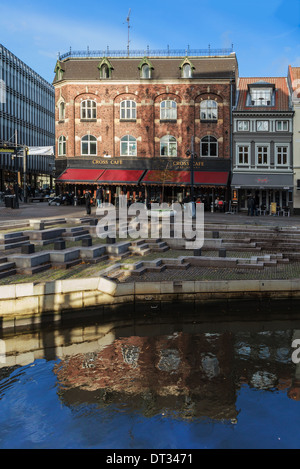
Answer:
[123,263,300,283]
[1,202,300,228]
[1,202,300,285]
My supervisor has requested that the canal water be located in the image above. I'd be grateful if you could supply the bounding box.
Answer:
[1,302,300,449]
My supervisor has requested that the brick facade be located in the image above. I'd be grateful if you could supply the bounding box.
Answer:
[55,82,232,160]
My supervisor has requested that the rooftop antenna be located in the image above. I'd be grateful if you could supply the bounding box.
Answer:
[126,8,131,57]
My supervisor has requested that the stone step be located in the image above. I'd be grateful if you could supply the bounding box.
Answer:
[0,235,30,245]
[17,263,52,275]
[0,268,17,279]
[237,262,264,269]
[163,263,190,270]
[52,259,82,270]
[0,261,15,272]
[0,240,30,251]
[131,267,147,276]
[83,255,109,264]
[150,245,170,252]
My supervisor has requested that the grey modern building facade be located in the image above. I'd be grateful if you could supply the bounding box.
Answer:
[0,43,55,192]
[231,77,294,214]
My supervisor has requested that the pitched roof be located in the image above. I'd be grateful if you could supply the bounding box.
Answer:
[288,66,300,98]
[235,77,291,112]
[53,54,238,84]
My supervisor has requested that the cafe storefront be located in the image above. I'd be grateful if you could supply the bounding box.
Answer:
[56,156,231,210]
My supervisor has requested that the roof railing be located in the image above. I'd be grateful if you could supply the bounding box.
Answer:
[58,46,235,61]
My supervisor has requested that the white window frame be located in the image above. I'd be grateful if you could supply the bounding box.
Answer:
[275,144,289,167]
[160,100,177,120]
[276,120,289,132]
[250,88,272,106]
[200,136,218,157]
[200,100,218,121]
[160,135,177,157]
[81,135,97,156]
[236,144,250,166]
[120,100,136,120]
[120,135,137,156]
[58,135,66,156]
[81,100,97,120]
[237,120,249,131]
[255,144,270,166]
[256,120,269,132]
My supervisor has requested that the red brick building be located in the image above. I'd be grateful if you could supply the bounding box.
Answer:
[53,49,238,209]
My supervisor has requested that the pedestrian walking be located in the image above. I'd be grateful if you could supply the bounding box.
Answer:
[96,185,103,208]
[85,190,92,215]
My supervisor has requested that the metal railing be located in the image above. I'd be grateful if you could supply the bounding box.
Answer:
[58,46,234,61]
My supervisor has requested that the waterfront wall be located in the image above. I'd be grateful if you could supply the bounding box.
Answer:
[1,277,300,331]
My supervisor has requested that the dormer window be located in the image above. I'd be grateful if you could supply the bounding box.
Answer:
[54,61,64,82]
[138,57,153,79]
[179,58,194,78]
[183,64,192,78]
[247,82,275,106]
[98,58,113,79]
[100,65,109,79]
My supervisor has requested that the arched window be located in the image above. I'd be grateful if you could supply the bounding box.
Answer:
[59,101,65,120]
[200,136,218,157]
[182,64,192,78]
[200,100,218,120]
[81,100,97,119]
[160,135,177,157]
[120,100,136,120]
[141,64,151,79]
[120,135,137,156]
[160,100,177,120]
[58,135,66,156]
[81,135,97,155]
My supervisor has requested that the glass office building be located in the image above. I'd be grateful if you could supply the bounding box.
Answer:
[0,43,55,192]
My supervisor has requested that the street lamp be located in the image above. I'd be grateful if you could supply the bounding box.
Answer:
[185,136,197,203]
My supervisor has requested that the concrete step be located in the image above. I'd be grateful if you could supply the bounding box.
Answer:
[163,263,190,270]
[0,240,30,251]
[0,268,17,279]
[17,263,52,275]
[52,259,82,270]
[0,261,16,272]
[237,262,264,269]
[83,255,109,264]
[0,236,30,245]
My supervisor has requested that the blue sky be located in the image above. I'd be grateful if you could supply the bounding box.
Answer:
[0,0,299,83]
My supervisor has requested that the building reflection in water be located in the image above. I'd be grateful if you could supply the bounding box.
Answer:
[1,313,300,422]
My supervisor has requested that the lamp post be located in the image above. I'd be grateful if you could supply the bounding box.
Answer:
[185,136,197,217]
[185,136,197,202]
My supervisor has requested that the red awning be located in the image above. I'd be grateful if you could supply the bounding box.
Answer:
[56,168,105,183]
[97,169,145,184]
[194,171,229,186]
[141,170,191,185]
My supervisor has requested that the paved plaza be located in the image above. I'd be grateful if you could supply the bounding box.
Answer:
[1,201,300,228]
[0,200,300,286]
